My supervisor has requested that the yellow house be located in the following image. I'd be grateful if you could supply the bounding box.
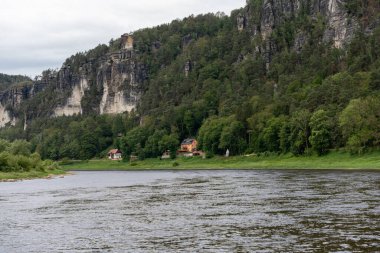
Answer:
[180,139,198,152]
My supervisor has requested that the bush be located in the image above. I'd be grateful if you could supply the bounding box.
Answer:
[7,140,32,156]
[0,152,10,172]
[15,155,32,171]
[42,160,60,171]
[0,150,61,173]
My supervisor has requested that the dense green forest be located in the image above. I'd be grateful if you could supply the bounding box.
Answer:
[0,73,31,92]
[1,0,380,161]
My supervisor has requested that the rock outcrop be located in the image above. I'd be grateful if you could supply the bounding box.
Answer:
[0,81,45,126]
[323,0,359,48]
[239,0,362,67]
[257,0,358,47]
[53,77,88,117]
[0,103,15,127]
[98,54,147,114]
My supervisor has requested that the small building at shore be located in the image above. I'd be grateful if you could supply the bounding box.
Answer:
[108,149,122,160]
[180,138,198,152]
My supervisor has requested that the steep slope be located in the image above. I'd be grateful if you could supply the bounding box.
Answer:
[0,0,379,160]
[0,73,31,92]
[0,0,378,127]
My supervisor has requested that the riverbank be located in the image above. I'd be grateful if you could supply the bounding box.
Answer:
[62,151,380,171]
[0,169,66,182]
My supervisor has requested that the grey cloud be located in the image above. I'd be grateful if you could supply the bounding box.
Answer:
[0,0,245,77]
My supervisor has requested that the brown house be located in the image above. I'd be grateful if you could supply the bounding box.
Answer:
[180,139,198,152]
[108,149,122,160]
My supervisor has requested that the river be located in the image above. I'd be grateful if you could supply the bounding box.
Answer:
[0,170,379,252]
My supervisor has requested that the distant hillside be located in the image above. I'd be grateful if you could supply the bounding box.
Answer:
[0,73,31,92]
[0,0,379,160]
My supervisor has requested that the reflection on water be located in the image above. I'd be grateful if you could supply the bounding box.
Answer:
[0,170,379,252]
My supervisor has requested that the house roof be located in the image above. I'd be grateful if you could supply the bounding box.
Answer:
[108,149,122,154]
[181,138,196,145]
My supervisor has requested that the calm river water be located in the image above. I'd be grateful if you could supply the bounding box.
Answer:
[0,170,379,252]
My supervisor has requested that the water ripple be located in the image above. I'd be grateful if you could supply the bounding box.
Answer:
[0,170,379,252]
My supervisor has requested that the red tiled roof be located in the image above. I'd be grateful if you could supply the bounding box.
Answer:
[108,149,122,154]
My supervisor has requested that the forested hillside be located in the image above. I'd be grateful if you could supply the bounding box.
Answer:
[0,0,380,160]
[0,74,31,92]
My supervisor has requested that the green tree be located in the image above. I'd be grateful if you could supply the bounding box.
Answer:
[309,110,333,155]
[0,139,10,153]
[60,140,81,159]
[158,134,179,159]
[369,69,380,90]
[339,96,380,153]
[289,110,311,155]
[261,117,284,152]
[0,152,10,171]
[144,130,167,157]
[120,127,150,160]
[112,115,126,137]
[79,131,98,160]
[7,140,32,156]
[219,120,246,155]
[183,110,195,136]
[198,116,229,154]
[279,119,292,153]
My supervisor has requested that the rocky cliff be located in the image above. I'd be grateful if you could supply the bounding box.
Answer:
[239,0,378,67]
[252,0,359,46]
[0,81,43,127]
[52,48,147,116]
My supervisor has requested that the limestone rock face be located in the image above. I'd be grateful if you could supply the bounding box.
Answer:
[98,56,147,115]
[259,0,300,40]
[0,84,37,108]
[322,0,359,48]
[0,81,45,126]
[237,13,247,31]
[257,0,357,46]
[0,103,15,127]
[53,77,88,117]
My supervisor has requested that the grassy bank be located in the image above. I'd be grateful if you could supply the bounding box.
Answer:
[0,168,65,182]
[62,151,380,171]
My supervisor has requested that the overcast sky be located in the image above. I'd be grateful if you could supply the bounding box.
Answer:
[0,0,246,78]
